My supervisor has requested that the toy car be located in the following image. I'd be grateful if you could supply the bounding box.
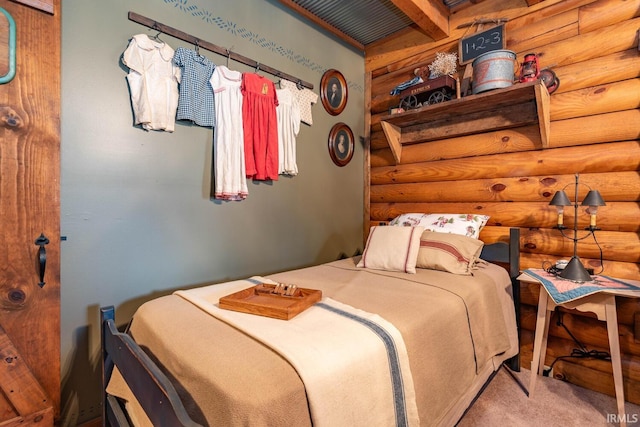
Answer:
[398,75,458,110]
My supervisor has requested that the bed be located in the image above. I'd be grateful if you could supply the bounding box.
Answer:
[101,226,520,427]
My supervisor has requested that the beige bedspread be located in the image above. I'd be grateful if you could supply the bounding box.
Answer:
[175,281,419,426]
[108,257,518,427]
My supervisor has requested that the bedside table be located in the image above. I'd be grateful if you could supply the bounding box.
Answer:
[519,271,640,427]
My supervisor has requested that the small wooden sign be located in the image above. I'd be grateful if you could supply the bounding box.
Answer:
[458,24,506,65]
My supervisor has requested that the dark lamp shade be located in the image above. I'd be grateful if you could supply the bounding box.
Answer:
[581,190,606,207]
[559,256,593,283]
[549,191,571,206]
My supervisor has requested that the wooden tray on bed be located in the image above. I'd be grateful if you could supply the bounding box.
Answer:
[219,284,322,320]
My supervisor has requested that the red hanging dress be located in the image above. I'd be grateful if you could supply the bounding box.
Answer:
[241,73,279,181]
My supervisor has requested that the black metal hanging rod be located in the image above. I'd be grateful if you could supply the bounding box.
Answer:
[128,11,314,90]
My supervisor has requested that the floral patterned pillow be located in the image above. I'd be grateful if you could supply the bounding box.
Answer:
[389,213,489,239]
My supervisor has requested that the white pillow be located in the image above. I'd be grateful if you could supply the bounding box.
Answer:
[389,213,489,239]
[357,226,424,274]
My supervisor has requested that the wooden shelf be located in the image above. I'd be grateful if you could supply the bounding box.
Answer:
[380,80,550,164]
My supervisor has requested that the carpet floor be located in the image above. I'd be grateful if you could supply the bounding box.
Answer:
[457,366,640,426]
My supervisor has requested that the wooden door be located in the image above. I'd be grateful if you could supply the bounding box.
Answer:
[0,0,60,425]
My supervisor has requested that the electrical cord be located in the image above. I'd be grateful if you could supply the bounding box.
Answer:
[543,311,610,377]
[591,231,605,275]
[541,261,562,277]
[542,222,607,277]
[538,239,608,377]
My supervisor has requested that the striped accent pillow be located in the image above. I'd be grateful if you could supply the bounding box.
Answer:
[416,231,484,275]
[358,226,424,274]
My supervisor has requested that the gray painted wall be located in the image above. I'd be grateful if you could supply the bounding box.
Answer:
[60,0,364,423]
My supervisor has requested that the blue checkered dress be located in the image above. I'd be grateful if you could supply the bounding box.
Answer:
[173,47,216,127]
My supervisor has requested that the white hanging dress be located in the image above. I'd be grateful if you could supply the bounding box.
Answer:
[122,34,180,132]
[276,87,301,176]
[210,65,248,200]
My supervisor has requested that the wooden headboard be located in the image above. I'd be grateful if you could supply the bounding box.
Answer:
[480,227,520,279]
[480,227,521,371]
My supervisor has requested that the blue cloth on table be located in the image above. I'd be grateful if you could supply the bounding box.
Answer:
[523,269,640,304]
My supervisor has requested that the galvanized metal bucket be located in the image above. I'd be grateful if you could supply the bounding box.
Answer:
[472,50,516,94]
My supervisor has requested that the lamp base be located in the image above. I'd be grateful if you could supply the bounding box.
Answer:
[559,256,594,283]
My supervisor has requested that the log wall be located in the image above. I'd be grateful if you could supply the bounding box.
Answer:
[364,0,640,404]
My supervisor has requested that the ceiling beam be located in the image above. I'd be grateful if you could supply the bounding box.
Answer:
[390,0,450,40]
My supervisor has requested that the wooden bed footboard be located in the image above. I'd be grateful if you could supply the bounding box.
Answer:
[100,306,202,427]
